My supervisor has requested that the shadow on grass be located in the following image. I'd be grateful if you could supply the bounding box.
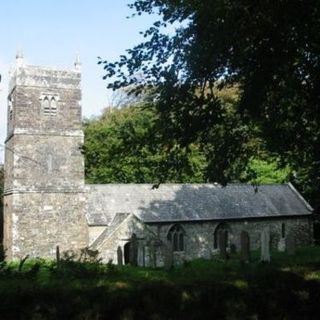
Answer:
[0,247,320,319]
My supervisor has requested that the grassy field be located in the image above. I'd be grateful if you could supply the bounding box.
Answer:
[1,247,320,319]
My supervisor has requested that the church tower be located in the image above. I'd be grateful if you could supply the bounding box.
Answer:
[3,52,88,259]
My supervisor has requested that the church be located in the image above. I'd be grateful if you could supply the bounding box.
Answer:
[2,54,313,266]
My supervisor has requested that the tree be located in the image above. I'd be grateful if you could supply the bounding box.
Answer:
[84,100,290,186]
[83,104,206,183]
[100,1,320,205]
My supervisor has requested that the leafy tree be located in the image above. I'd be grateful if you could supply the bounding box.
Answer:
[83,105,206,183]
[100,0,320,205]
[84,101,290,186]
[243,159,291,185]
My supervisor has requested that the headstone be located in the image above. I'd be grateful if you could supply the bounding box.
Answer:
[230,244,237,255]
[260,228,271,262]
[129,233,138,266]
[218,230,227,260]
[56,245,60,268]
[278,237,285,252]
[117,246,123,266]
[286,233,296,256]
[240,231,250,263]
[164,241,173,271]
[142,246,145,267]
[149,243,156,268]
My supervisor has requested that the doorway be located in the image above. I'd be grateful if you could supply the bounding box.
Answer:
[124,242,131,264]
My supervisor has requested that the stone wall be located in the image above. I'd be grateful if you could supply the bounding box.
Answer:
[4,192,88,259]
[96,216,312,266]
[6,134,84,193]
[88,226,106,244]
[146,217,312,263]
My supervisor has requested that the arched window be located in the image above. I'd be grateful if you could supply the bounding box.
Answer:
[281,223,286,238]
[42,95,58,116]
[50,97,57,115]
[167,224,185,252]
[214,223,230,249]
[43,96,50,115]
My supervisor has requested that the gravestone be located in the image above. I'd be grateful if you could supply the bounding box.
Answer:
[137,246,145,267]
[129,233,138,266]
[149,243,157,268]
[218,230,227,260]
[286,233,296,256]
[260,228,271,262]
[240,231,250,263]
[142,246,145,267]
[117,246,123,266]
[230,244,237,255]
[278,237,285,252]
[56,245,60,268]
[164,241,174,271]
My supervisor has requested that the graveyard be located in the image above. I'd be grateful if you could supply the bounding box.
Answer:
[0,245,320,319]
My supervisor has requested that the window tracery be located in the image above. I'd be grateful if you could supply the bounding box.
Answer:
[167,224,185,252]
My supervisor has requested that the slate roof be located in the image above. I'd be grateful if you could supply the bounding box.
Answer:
[86,183,313,226]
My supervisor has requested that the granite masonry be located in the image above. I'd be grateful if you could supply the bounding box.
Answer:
[2,54,314,265]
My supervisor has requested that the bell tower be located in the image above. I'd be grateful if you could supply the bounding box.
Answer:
[3,52,88,259]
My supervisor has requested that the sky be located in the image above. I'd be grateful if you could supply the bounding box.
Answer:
[0,0,158,163]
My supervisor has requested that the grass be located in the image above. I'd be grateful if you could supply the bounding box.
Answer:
[0,247,320,319]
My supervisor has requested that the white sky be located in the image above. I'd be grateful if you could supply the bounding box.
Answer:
[0,0,158,163]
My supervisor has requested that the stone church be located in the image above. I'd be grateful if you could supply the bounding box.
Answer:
[2,54,314,266]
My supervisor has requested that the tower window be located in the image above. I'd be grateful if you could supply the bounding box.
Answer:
[43,97,51,115]
[41,94,58,116]
[8,91,15,121]
[8,98,13,120]
[167,224,185,252]
[50,97,57,116]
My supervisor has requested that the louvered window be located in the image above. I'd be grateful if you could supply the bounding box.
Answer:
[42,95,58,116]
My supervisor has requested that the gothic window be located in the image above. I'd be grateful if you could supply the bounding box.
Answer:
[43,97,51,115]
[281,223,286,238]
[42,95,58,116]
[167,224,185,252]
[214,223,230,249]
[50,97,57,116]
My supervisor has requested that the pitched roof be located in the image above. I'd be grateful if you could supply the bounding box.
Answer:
[86,183,313,225]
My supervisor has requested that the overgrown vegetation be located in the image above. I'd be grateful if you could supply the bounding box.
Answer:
[0,247,320,319]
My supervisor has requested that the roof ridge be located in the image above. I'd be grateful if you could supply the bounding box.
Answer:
[87,183,290,187]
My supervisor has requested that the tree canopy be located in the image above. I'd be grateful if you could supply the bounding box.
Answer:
[84,102,291,186]
[84,105,206,183]
[100,1,320,204]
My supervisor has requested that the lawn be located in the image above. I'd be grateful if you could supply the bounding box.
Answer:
[0,247,320,319]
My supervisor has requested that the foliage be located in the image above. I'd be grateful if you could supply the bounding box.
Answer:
[242,159,291,185]
[0,247,320,318]
[84,104,206,183]
[84,100,292,186]
[100,0,320,205]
